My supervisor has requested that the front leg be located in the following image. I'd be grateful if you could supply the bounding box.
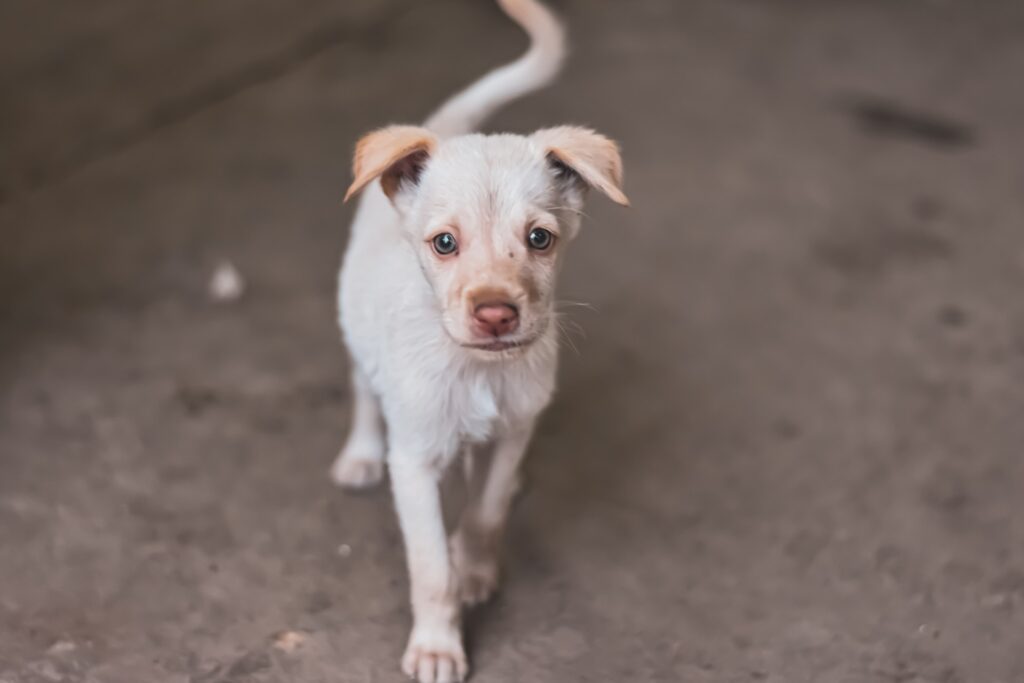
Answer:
[451,423,535,606]
[389,455,467,683]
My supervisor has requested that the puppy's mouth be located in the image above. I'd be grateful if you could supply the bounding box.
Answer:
[460,338,534,352]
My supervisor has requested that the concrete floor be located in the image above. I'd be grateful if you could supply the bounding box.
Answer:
[2,0,1023,681]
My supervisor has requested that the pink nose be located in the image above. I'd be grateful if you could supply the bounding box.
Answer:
[472,302,519,337]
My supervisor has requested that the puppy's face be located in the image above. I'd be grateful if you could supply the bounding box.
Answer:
[345,126,628,357]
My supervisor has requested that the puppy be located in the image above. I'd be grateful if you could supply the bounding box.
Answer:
[332,1,628,680]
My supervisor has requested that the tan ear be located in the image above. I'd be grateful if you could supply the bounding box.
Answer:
[344,125,438,203]
[531,126,629,206]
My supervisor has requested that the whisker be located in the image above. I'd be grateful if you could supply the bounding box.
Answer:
[555,299,599,313]
[555,319,581,356]
[561,318,588,340]
[552,310,590,356]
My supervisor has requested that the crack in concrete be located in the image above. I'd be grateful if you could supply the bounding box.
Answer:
[1,1,410,206]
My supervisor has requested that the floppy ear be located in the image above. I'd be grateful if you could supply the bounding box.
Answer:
[531,126,629,206]
[344,125,438,203]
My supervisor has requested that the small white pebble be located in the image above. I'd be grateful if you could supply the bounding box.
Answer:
[209,261,245,302]
[272,630,307,653]
[47,640,76,655]
[337,543,352,558]
[981,593,1011,609]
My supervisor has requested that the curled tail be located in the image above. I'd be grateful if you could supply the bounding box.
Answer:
[425,0,566,138]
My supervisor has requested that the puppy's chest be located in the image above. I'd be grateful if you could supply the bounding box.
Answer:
[445,362,555,445]
[448,372,518,443]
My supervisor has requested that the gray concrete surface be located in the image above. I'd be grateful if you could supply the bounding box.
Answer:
[2,1,1023,681]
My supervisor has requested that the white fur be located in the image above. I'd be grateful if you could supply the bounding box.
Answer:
[330,2,627,681]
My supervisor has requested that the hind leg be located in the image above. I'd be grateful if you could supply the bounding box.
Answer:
[450,423,534,605]
[330,367,385,489]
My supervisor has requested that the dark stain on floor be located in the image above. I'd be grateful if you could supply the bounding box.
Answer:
[844,97,975,148]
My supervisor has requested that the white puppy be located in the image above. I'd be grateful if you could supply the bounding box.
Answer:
[331,1,628,680]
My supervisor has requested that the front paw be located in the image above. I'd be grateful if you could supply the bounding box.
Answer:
[329,448,384,489]
[451,531,500,606]
[402,625,468,683]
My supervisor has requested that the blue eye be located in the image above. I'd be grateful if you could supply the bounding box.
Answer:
[527,227,554,251]
[432,232,458,255]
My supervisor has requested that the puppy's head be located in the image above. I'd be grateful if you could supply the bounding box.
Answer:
[345,126,628,358]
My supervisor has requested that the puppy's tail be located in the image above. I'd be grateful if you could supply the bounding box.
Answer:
[424,0,566,138]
